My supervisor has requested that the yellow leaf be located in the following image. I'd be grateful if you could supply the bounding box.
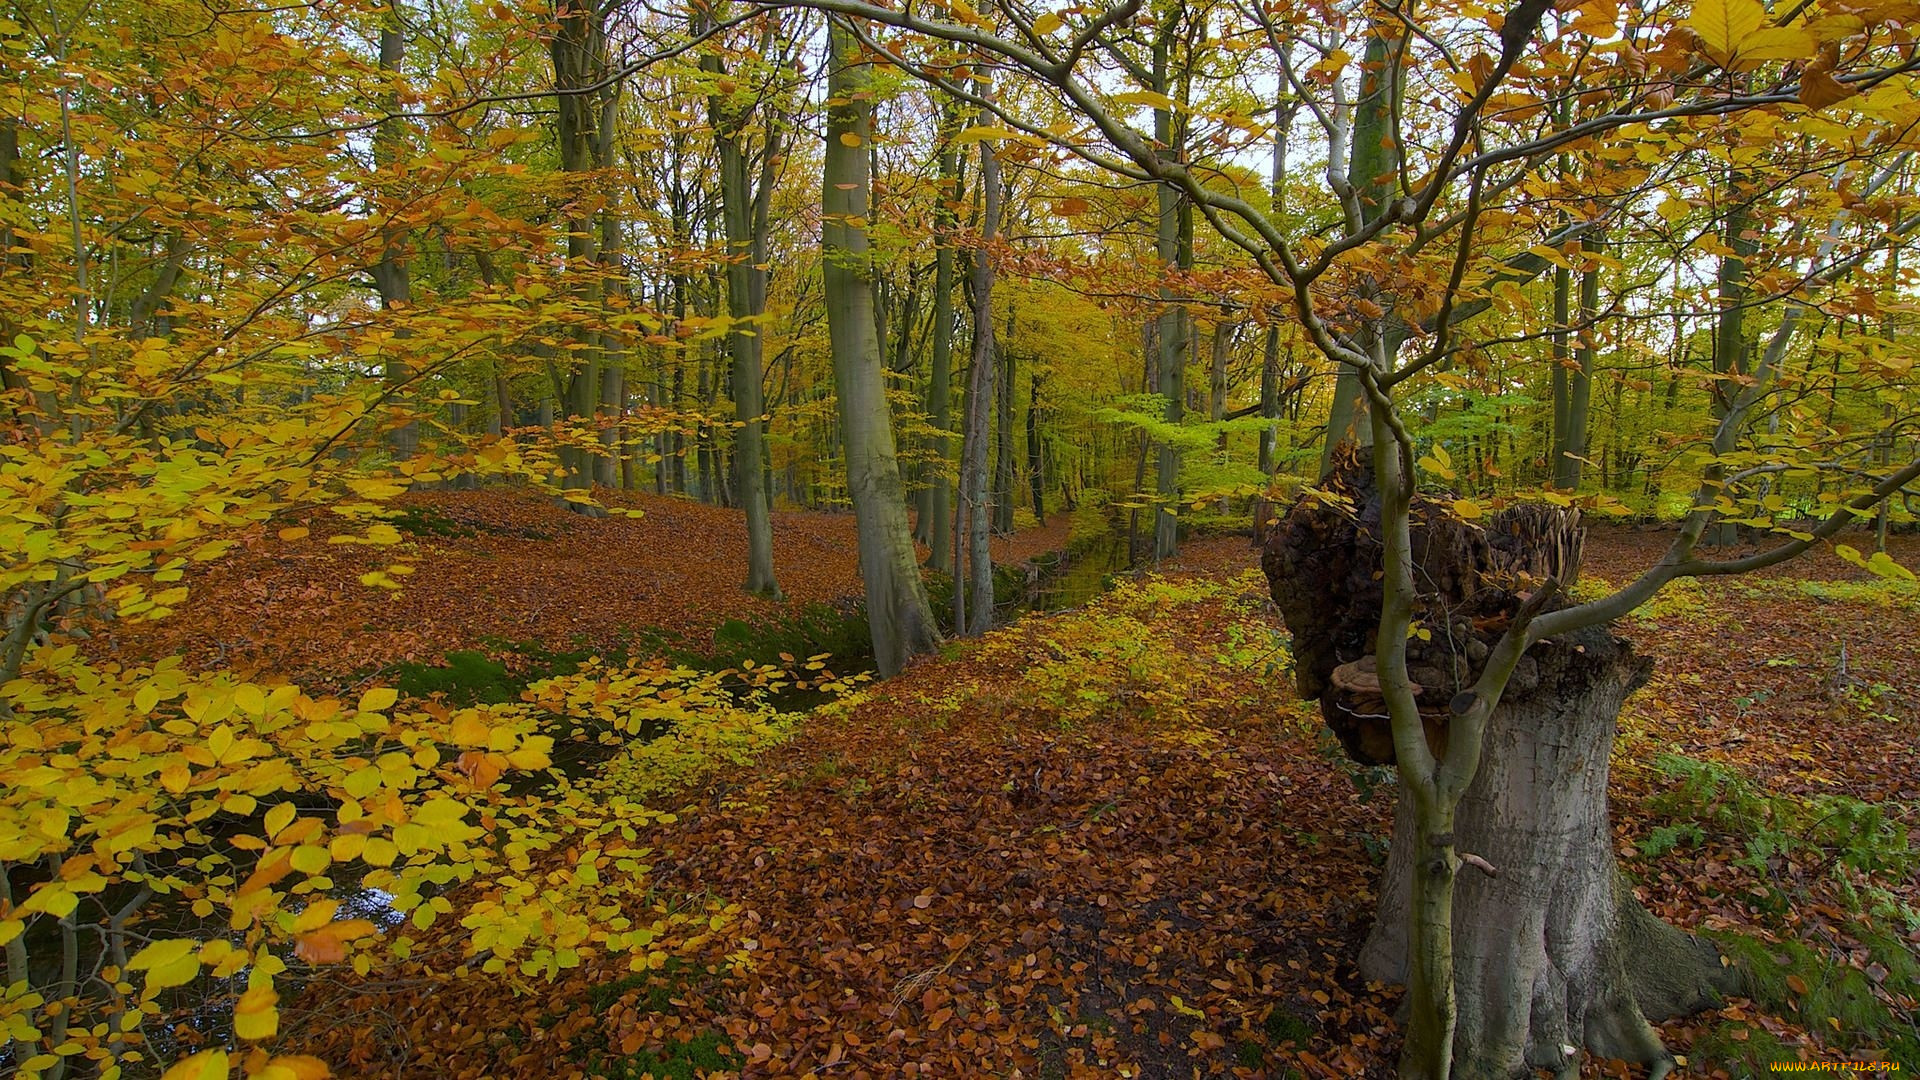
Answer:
[449,711,491,747]
[361,837,398,866]
[233,985,279,1040]
[1031,11,1063,34]
[277,526,309,541]
[1112,89,1176,109]
[294,899,341,933]
[952,125,1017,143]
[235,684,268,716]
[358,687,398,713]
[146,951,204,991]
[289,845,331,875]
[161,1049,229,1080]
[258,1056,331,1080]
[412,798,467,829]
[129,937,199,973]
[1741,26,1817,61]
[0,919,23,947]
[264,802,296,840]
[1453,498,1486,521]
[1687,0,1766,67]
[838,132,862,147]
[505,742,552,771]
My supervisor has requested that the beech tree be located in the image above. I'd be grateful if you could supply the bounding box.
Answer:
[702,6,786,596]
[822,18,942,675]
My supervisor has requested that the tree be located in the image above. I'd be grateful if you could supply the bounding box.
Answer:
[954,97,1002,636]
[821,18,941,676]
[920,98,963,575]
[703,8,784,597]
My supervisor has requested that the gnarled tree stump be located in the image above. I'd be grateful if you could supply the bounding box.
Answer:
[1261,452,1739,1077]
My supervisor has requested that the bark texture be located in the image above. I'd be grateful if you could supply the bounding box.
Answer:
[1262,454,1741,1076]
[823,21,940,676]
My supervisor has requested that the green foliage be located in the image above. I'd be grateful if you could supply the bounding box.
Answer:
[1066,492,1115,552]
[958,573,1256,729]
[1632,576,1711,625]
[389,505,479,539]
[1638,822,1705,858]
[1788,577,1920,612]
[1646,754,1917,925]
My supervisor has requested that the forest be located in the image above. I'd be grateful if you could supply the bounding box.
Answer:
[0,0,1916,1077]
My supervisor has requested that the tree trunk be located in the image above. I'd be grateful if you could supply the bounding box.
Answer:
[921,103,959,575]
[1319,17,1401,474]
[823,19,940,675]
[1555,234,1600,493]
[1150,30,1188,560]
[1027,365,1044,522]
[1360,636,1737,1076]
[954,96,1001,637]
[994,314,1017,536]
[373,3,417,461]
[1259,106,1294,477]
[1262,459,1741,1078]
[706,21,780,597]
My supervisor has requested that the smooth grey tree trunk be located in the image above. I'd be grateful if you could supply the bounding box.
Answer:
[1259,105,1293,476]
[994,307,1017,536]
[551,0,615,494]
[955,97,1001,636]
[1550,261,1571,485]
[921,104,959,575]
[1319,19,1400,475]
[706,23,780,597]
[1150,30,1188,559]
[1027,366,1044,520]
[1554,235,1600,492]
[823,21,939,675]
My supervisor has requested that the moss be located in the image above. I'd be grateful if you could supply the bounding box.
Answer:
[390,649,516,704]
[389,505,477,539]
[1263,1006,1312,1045]
[387,640,606,706]
[588,1030,730,1080]
[1707,931,1920,1063]
[1688,1021,1794,1074]
[1788,577,1920,612]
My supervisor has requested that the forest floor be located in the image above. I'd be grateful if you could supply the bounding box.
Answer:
[107,498,1920,1079]
[95,488,1077,686]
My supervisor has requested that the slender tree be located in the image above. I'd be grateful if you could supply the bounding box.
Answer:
[955,94,1001,636]
[823,18,940,673]
[921,98,961,574]
[704,11,782,596]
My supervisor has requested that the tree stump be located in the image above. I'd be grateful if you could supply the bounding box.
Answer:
[1260,450,1739,1076]
[1262,448,1584,767]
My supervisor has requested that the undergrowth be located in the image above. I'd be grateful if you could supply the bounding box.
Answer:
[1638,753,1919,1070]
[1643,753,1917,925]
